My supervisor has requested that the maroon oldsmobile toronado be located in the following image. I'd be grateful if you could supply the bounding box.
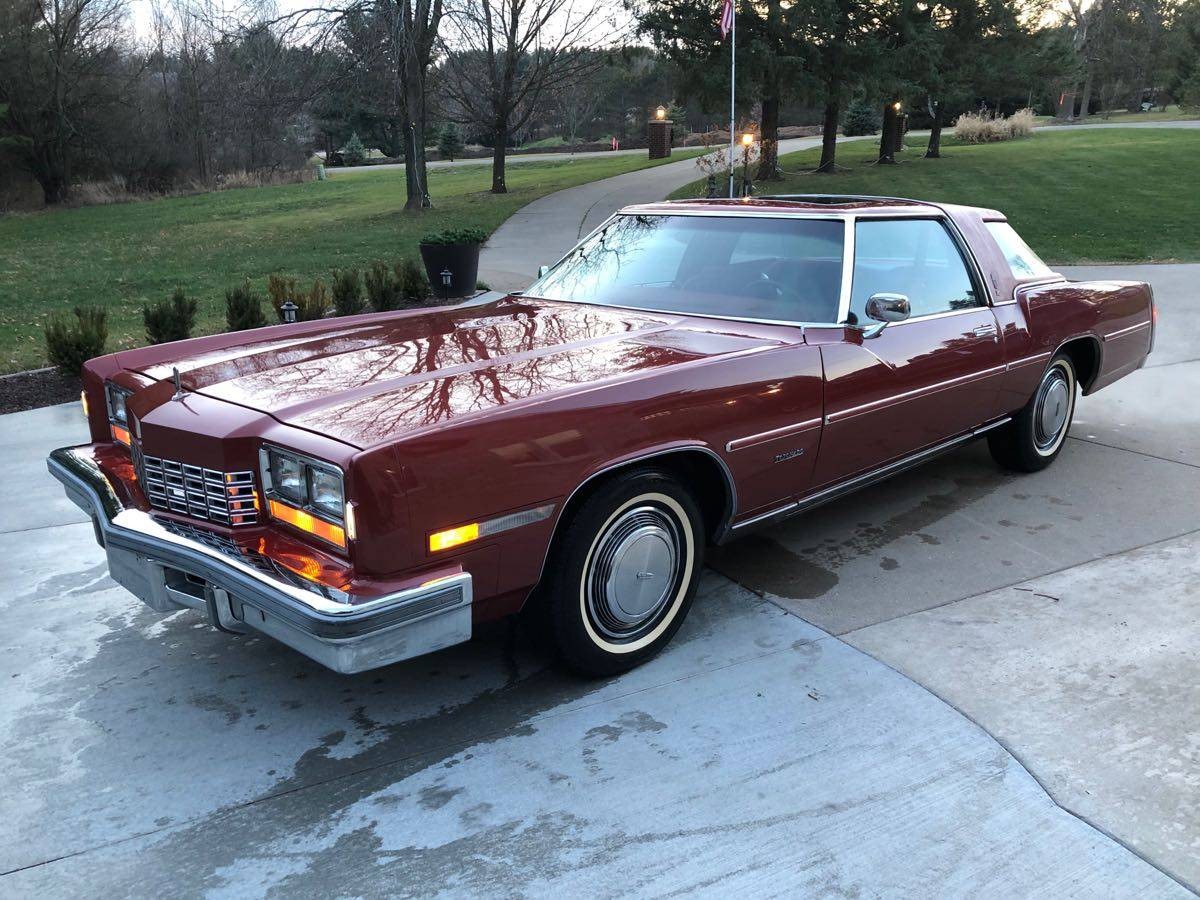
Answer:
[49,196,1155,675]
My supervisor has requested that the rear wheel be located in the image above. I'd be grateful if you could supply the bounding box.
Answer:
[988,353,1077,472]
[538,468,705,677]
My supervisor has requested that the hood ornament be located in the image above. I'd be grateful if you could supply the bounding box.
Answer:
[171,366,188,401]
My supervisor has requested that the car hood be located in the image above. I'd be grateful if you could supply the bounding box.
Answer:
[130,298,781,448]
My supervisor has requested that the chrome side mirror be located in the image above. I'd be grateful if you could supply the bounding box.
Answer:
[537,265,550,277]
[862,292,910,339]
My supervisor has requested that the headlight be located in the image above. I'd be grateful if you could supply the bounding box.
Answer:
[260,446,347,548]
[105,383,130,424]
[309,467,344,518]
[104,383,132,445]
[269,452,306,505]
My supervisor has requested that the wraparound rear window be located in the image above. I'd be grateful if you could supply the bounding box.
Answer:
[986,221,1054,279]
[527,214,845,323]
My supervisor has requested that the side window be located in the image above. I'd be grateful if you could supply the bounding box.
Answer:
[849,219,980,323]
[986,221,1054,279]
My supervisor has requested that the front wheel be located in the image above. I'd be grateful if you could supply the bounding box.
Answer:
[988,353,1077,472]
[538,468,705,677]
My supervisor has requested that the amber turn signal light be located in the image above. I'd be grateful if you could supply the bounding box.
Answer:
[110,423,130,445]
[429,523,479,553]
[268,499,346,549]
[81,390,89,418]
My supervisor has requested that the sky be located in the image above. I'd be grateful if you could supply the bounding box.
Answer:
[126,0,321,38]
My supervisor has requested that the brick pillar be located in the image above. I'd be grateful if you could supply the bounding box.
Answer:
[648,120,673,159]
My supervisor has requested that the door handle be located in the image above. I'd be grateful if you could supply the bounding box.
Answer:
[972,323,997,337]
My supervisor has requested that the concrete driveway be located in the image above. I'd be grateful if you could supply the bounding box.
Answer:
[1,263,1196,896]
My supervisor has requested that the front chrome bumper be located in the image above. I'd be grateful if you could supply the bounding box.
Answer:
[48,446,472,673]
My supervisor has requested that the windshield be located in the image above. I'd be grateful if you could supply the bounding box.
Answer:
[526,214,845,323]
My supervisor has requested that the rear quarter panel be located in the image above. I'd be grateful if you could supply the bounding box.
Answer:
[994,279,1153,412]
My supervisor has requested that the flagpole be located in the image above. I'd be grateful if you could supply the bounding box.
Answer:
[728,1,736,198]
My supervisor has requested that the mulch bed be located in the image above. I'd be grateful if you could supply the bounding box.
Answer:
[0,368,82,415]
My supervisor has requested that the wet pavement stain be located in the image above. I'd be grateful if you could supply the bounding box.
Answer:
[189,692,243,726]
[16,562,112,604]
[417,784,464,811]
[709,534,840,601]
[709,460,1005,602]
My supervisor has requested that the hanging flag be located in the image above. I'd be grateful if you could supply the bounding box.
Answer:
[719,0,734,39]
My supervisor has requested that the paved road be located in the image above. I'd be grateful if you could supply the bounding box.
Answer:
[335,117,1200,179]
[1,264,1196,896]
[335,145,656,175]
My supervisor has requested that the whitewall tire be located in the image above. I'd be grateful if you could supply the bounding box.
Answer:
[989,353,1078,472]
[538,469,704,676]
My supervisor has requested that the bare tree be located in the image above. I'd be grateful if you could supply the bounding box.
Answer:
[546,49,605,142]
[239,0,444,210]
[376,0,444,208]
[0,0,132,202]
[439,0,616,193]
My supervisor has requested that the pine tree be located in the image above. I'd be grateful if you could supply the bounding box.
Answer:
[342,132,366,166]
[437,123,464,161]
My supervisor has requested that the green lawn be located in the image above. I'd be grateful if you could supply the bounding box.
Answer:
[1079,105,1199,123]
[518,136,570,150]
[0,151,700,374]
[1035,105,1199,125]
[673,128,1200,266]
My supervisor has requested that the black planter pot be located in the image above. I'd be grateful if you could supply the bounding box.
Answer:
[419,242,481,300]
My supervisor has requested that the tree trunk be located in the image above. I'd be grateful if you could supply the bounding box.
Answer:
[878,102,897,163]
[756,0,784,181]
[491,122,509,194]
[1078,71,1094,122]
[1055,89,1076,120]
[925,102,943,158]
[32,146,70,205]
[38,172,69,205]
[816,97,839,173]
[402,52,431,210]
[757,91,781,180]
[403,121,430,210]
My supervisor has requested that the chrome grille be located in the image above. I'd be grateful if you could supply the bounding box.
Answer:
[134,446,258,526]
[157,519,342,600]
[158,520,275,574]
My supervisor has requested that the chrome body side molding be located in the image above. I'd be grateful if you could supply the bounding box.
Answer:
[726,418,823,453]
[1102,320,1151,342]
[728,417,1011,535]
[825,365,1009,425]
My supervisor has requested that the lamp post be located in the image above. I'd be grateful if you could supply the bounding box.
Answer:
[740,130,755,197]
[655,105,667,121]
[893,101,907,151]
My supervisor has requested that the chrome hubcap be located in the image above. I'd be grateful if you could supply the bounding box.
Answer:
[587,505,683,641]
[1034,368,1071,451]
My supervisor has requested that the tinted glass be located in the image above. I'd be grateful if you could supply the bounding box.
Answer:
[528,214,844,323]
[849,219,980,323]
[986,221,1054,278]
